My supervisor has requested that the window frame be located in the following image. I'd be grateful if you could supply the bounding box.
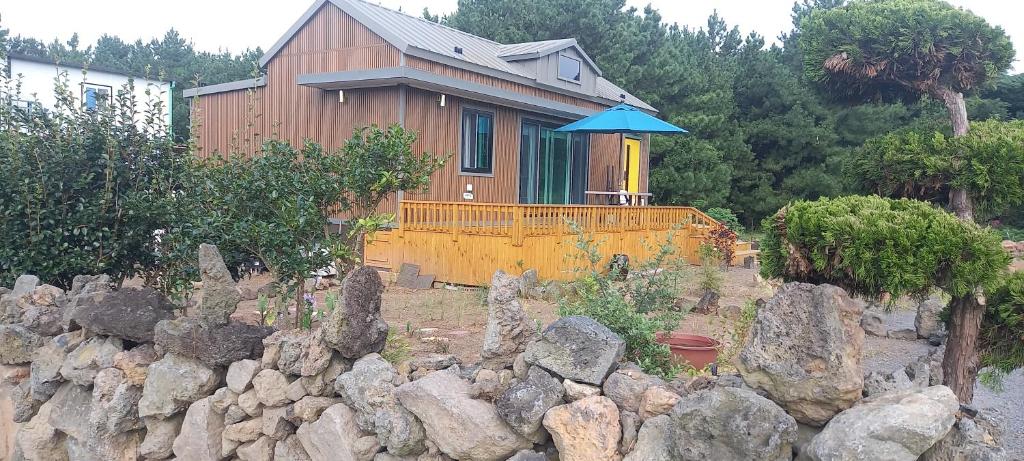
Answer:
[557,54,582,84]
[459,106,496,176]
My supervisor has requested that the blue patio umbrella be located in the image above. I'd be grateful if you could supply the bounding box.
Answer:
[554,103,687,134]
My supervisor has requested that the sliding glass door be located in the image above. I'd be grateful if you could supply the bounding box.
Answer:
[519,119,589,204]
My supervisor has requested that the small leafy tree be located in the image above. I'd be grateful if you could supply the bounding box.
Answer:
[980,272,1024,388]
[800,0,1015,220]
[340,125,446,260]
[0,70,185,288]
[849,120,1024,218]
[760,195,1010,402]
[705,207,743,232]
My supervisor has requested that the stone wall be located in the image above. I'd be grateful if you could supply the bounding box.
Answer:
[0,258,1008,461]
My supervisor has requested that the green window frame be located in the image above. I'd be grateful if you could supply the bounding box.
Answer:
[460,108,494,174]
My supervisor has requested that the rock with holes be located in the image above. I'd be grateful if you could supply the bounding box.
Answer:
[173,396,226,461]
[496,365,564,442]
[69,286,176,342]
[670,386,797,461]
[523,316,625,386]
[335,353,425,456]
[481,270,539,369]
[155,317,273,368]
[197,243,242,327]
[0,324,44,364]
[59,335,123,386]
[737,282,864,426]
[15,400,69,461]
[323,267,389,359]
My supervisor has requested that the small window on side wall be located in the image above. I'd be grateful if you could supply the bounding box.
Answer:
[461,108,494,174]
[558,54,581,83]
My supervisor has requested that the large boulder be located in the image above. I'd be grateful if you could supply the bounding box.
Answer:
[480,270,538,369]
[90,368,144,434]
[737,282,865,426]
[48,381,144,460]
[295,403,369,461]
[915,296,945,339]
[323,266,389,359]
[335,354,425,456]
[0,324,44,364]
[154,317,273,368]
[59,335,123,386]
[602,365,664,414]
[804,386,959,461]
[173,396,226,461]
[542,395,621,461]
[921,412,1006,461]
[496,365,565,441]
[395,370,531,461]
[268,328,333,377]
[670,386,798,461]
[523,316,625,386]
[197,243,241,327]
[139,353,221,419]
[19,285,66,336]
[69,286,176,342]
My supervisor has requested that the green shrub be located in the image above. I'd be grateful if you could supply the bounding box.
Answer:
[760,195,1008,301]
[559,224,684,379]
[706,207,743,231]
[980,272,1024,388]
[381,329,411,365]
[0,71,186,288]
[696,243,724,293]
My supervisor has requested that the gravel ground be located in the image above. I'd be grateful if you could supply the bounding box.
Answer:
[862,309,1023,458]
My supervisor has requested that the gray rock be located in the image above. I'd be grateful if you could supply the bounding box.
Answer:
[197,243,241,327]
[915,297,945,339]
[47,382,93,442]
[336,353,425,456]
[805,386,960,461]
[69,274,111,298]
[481,270,538,369]
[619,410,641,454]
[29,332,85,401]
[409,354,457,371]
[861,310,887,337]
[288,396,342,424]
[59,335,123,386]
[238,435,275,461]
[496,365,564,441]
[523,316,625,386]
[623,415,673,461]
[210,387,239,413]
[0,324,44,364]
[139,353,221,419]
[262,405,295,440]
[227,359,261,393]
[155,317,273,368]
[69,286,176,342]
[323,266,389,359]
[287,378,309,402]
[296,403,369,461]
[173,396,226,461]
[602,365,663,413]
[274,435,312,461]
[20,296,64,336]
[542,395,621,461]
[224,418,264,443]
[90,367,144,434]
[888,328,919,341]
[921,412,1006,461]
[140,414,184,460]
[508,449,547,461]
[563,379,601,401]
[238,389,263,417]
[395,370,531,461]
[252,369,291,406]
[737,282,865,426]
[863,369,914,397]
[12,379,44,422]
[267,328,333,376]
[670,386,797,461]
[12,274,40,297]
[225,404,249,425]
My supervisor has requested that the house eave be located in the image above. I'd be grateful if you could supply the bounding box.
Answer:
[297,67,600,120]
[182,77,267,98]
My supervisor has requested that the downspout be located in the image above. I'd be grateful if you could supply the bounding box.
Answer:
[168,80,175,137]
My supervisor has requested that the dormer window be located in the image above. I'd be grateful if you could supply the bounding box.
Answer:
[558,54,581,83]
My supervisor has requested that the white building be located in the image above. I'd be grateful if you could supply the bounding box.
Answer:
[5,54,173,128]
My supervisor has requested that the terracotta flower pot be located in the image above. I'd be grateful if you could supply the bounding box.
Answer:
[656,332,720,370]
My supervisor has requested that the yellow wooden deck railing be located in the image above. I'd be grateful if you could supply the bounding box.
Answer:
[398,200,719,246]
[360,200,738,285]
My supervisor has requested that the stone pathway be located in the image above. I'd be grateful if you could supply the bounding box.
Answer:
[861,309,1023,458]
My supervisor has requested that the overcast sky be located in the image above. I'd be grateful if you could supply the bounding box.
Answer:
[2,0,1021,71]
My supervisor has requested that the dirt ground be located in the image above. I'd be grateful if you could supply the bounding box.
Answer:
[227,266,773,365]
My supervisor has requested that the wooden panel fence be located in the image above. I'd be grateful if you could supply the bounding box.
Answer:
[364,201,726,286]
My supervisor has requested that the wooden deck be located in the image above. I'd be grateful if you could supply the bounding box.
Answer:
[364,201,753,286]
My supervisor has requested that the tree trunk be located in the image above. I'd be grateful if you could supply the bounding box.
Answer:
[937,88,974,221]
[942,295,985,403]
[295,276,305,330]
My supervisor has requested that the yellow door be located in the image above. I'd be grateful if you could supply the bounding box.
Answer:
[623,137,641,195]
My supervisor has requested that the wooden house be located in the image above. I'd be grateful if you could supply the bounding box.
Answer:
[184,0,750,285]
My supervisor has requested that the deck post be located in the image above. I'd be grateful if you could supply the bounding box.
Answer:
[451,203,460,242]
[513,205,525,247]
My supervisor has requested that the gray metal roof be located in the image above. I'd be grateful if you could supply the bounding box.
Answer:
[256,0,654,112]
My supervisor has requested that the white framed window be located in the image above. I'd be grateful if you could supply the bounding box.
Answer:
[558,54,582,83]
[460,108,494,174]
